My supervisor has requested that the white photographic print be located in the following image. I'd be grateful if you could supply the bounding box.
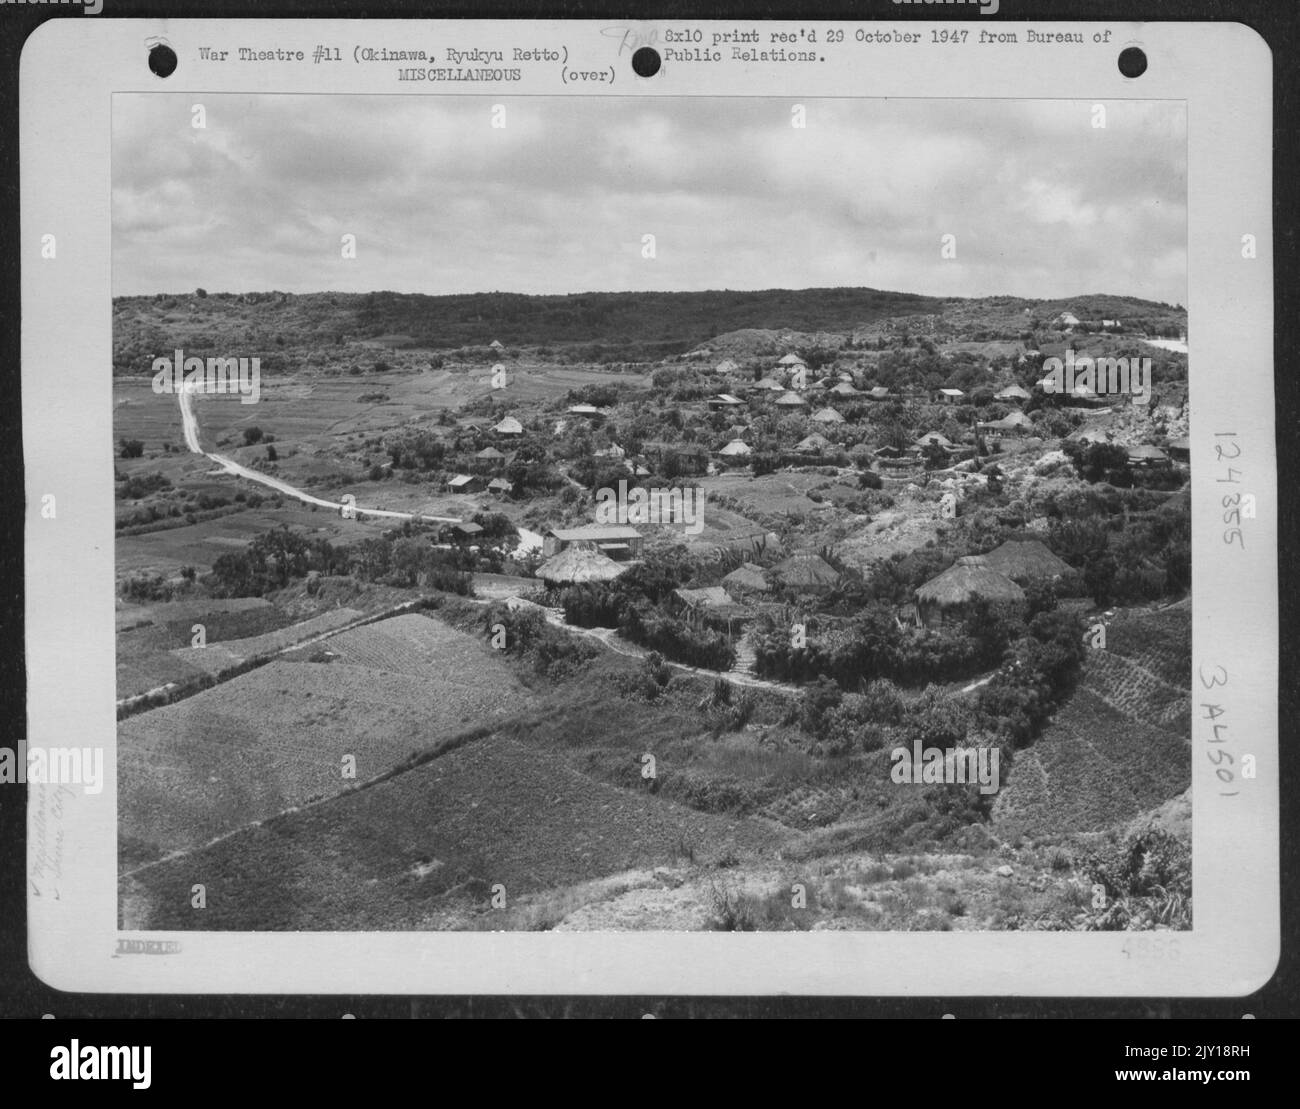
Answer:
[21,19,1275,994]
[109,94,1192,936]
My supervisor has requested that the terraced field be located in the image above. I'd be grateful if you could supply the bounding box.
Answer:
[310,612,489,677]
[116,597,294,699]
[170,607,364,675]
[121,732,784,931]
[991,603,1191,837]
[118,612,534,869]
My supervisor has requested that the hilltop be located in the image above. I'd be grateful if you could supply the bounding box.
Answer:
[112,287,1186,374]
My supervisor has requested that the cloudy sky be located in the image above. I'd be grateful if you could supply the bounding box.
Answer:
[113,95,1186,304]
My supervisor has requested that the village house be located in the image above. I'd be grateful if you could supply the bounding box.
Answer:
[542,524,644,561]
[794,432,834,456]
[976,411,1033,438]
[487,477,514,497]
[473,446,506,470]
[491,416,524,436]
[447,521,484,544]
[536,545,628,586]
[774,391,809,410]
[670,586,754,635]
[722,562,771,602]
[717,438,752,459]
[1166,437,1190,463]
[914,561,1026,629]
[714,358,740,375]
[445,473,486,494]
[1068,426,1111,447]
[488,339,504,352]
[914,431,953,450]
[772,550,841,595]
[810,406,845,425]
[964,539,1075,589]
[708,393,746,411]
[935,387,965,405]
[993,384,1031,403]
[1127,444,1171,468]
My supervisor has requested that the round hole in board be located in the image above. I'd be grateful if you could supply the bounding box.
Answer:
[148,43,178,79]
[1117,46,1147,79]
[631,47,661,78]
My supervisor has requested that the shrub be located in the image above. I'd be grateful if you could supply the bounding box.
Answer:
[1078,827,1191,930]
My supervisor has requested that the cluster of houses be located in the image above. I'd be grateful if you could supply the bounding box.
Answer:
[433,340,1184,670]
[440,344,1182,511]
[529,517,1083,650]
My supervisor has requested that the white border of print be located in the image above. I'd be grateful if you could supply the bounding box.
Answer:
[21,19,1277,995]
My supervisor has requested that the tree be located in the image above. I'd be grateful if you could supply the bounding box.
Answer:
[243,426,264,446]
[251,526,310,587]
[266,445,278,461]
[119,438,144,459]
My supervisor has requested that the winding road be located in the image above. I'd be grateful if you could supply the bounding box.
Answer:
[177,382,461,523]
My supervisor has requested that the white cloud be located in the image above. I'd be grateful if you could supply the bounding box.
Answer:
[112,95,1186,303]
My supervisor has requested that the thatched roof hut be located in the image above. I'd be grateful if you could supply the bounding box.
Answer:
[1127,444,1170,465]
[965,540,1073,585]
[773,551,841,593]
[722,563,771,599]
[794,433,833,454]
[915,431,953,448]
[774,391,809,408]
[718,438,752,457]
[811,407,845,424]
[915,564,1025,628]
[994,384,1031,402]
[536,545,628,585]
[977,411,1033,435]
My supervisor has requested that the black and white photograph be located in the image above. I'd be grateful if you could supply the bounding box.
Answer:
[109,93,1195,934]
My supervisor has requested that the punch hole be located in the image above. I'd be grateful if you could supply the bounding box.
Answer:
[1118,46,1147,79]
[149,43,178,79]
[632,47,661,78]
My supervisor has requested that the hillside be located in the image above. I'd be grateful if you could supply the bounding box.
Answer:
[111,287,1186,373]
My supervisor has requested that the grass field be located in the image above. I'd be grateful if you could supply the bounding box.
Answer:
[171,607,365,675]
[118,612,533,868]
[991,604,1191,838]
[120,731,785,931]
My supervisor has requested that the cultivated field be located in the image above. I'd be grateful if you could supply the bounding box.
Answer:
[118,612,534,869]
